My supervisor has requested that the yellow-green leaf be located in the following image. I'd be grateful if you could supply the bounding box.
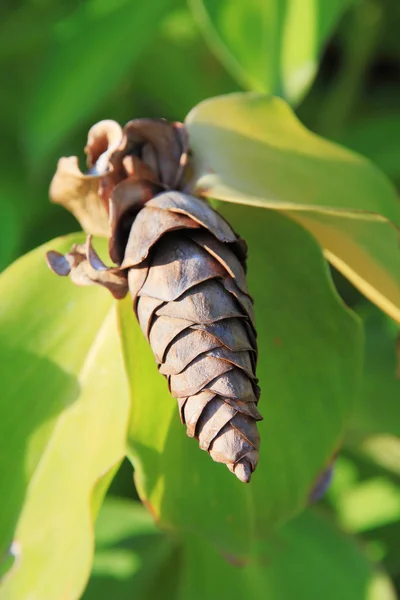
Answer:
[186,93,400,323]
[0,236,130,599]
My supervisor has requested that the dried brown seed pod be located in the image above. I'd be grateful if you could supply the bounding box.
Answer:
[47,118,261,483]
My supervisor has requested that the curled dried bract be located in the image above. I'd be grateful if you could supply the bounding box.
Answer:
[50,118,189,240]
[46,237,128,299]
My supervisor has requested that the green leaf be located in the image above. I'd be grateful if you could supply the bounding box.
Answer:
[360,436,400,481]
[0,3,57,60]
[349,305,400,440]
[133,8,240,120]
[118,207,361,555]
[327,450,400,576]
[83,498,177,600]
[26,0,173,166]
[85,499,397,600]
[328,453,400,535]
[341,114,400,183]
[0,235,130,599]
[189,0,355,102]
[0,195,20,272]
[179,509,396,600]
[186,92,400,323]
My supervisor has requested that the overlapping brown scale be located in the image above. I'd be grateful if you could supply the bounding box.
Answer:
[196,398,238,451]
[191,319,255,353]
[138,235,228,303]
[186,230,250,296]
[181,390,216,437]
[155,280,244,323]
[181,387,262,483]
[136,296,165,338]
[148,192,238,243]
[149,315,195,363]
[160,320,257,377]
[166,342,256,396]
[230,412,261,453]
[181,228,256,326]
[209,420,259,467]
[121,206,201,268]
[170,354,234,398]
[160,328,224,376]
[205,347,256,380]
[205,368,260,406]
[127,261,149,309]
[221,278,255,328]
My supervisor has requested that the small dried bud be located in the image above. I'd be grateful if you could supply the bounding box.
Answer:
[47,117,261,482]
[46,237,128,299]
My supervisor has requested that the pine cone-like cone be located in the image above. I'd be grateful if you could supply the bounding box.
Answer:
[46,118,261,482]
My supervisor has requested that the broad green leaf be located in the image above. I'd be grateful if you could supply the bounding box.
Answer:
[83,498,177,600]
[26,0,173,166]
[85,499,397,600]
[0,235,130,599]
[118,206,361,555]
[341,114,400,182]
[179,510,396,600]
[189,0,355,102]
[349,306,400,440]
[186,93,400,323]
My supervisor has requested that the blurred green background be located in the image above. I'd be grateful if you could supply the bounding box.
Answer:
[3,0,400,271]
[1,0,400,598]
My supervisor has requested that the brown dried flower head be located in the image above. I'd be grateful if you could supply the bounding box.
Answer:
[47,117,261,483]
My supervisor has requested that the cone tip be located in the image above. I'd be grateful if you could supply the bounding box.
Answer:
[233,459,253,483]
